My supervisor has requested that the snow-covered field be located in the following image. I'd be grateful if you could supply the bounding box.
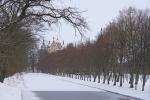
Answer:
[0,73,150,100]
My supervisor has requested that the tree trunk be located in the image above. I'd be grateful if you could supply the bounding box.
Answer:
[113,73,117,86]
[93,74,97,82]
[120,72,123,87]
[107,72,111,85]
[135,72,139,90]
[142,74,146,91]
[0,69,6,83]
[129,73,134,88]
[98,74,101,83]
[103,73,106,84]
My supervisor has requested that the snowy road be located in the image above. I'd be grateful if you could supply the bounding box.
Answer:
[3,73,149,100]
[33,91,141,100]
[20,73,141,100]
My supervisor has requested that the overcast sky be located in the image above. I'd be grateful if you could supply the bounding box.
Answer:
[42,0,150,45]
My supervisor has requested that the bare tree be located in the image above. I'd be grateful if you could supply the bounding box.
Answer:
[0,0,88,82]
[0,0,88,34]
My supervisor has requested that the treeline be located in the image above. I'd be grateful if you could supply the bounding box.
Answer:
[38,7,150,91]
[0,26,36,82]
[0,0,87,82]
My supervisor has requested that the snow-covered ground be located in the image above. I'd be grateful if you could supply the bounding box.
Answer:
[1,73,103,100]
[4,73,103,91]
[0,73,150,100]
[57,76,150,100]
[0,73,37,100]
[0,82,21,100]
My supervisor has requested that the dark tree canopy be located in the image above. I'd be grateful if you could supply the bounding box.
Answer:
[0,0,88,34]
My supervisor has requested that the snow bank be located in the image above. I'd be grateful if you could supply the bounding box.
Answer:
[4,73,39,100]
[0,82,21,100]
[4,73,24,88]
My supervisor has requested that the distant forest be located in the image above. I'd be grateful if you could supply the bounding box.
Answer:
[38,7,150,91]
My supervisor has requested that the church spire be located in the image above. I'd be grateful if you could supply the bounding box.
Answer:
[41,39,46,50]
[53,37,55,42]
[42,40,44,44]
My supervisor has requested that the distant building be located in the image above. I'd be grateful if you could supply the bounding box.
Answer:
[41,40,47,50]
[41,37,64,53]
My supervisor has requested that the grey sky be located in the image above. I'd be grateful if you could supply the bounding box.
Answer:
[42,0,150,45]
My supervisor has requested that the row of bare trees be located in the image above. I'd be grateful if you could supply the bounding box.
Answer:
[0,0,88,82]
[38,7,150,91]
